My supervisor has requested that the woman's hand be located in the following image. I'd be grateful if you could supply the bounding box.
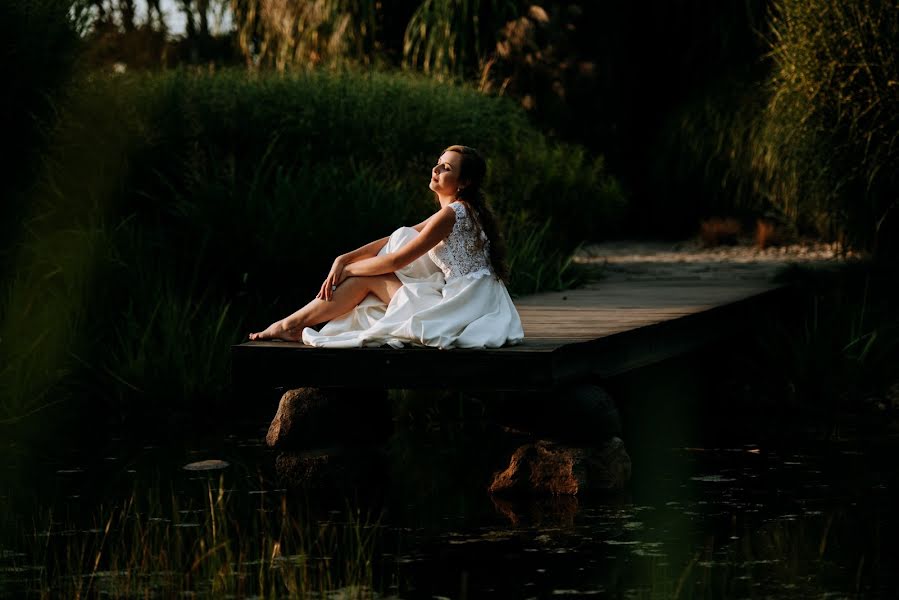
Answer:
[317,255,349,301]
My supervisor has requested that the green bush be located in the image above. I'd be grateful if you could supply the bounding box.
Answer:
[0,68,624,430]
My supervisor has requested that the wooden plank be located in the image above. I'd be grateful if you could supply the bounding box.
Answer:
[232,278,795,392]
[232,343,555,392]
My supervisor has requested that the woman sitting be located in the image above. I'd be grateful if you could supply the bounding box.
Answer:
[248,145,524,349]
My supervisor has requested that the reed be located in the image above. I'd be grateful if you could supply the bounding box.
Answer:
[658,511,877,599]
[6,477,381,598]
[403,0,519,80]
[649,74,772,233]
[504,213,587,294]
[754,263,899,427]
[232,0,380,71]
[759,0,899,254]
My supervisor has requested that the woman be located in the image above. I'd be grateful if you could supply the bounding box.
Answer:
[248,145,524,349]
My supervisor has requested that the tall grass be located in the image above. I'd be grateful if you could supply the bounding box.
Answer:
[6,477,381,598]
[650,74,776,228]
[1,67,624,436]
[0,74,149,428]
[232,0,380,71]
[228,0,519,77]
[504,213,587,294]
[644,0,899,252]
[403,0,519,79]
[759,0,899,253]
[753,263,899,427]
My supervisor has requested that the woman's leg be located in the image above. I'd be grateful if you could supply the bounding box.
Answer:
[248,273,402,341]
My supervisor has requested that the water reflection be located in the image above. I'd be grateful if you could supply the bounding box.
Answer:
[1,421,896,598]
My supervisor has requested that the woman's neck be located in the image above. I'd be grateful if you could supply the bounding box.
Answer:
[437,194,457,208]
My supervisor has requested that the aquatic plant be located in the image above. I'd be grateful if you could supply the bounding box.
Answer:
[753,263,899,429]
[6,476,381,598]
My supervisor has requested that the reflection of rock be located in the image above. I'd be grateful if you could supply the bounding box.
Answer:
[491,494,579,527]
[489,437,631,496]
[489,440,578,495]
[266,387,391,451]
[275,446,386,490]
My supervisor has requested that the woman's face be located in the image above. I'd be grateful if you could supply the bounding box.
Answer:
[429,150,464,197]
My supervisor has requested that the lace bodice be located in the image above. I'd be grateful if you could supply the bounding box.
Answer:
[428,201,494,280]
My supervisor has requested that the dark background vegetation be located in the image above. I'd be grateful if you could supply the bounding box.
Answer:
[2,0,898,451]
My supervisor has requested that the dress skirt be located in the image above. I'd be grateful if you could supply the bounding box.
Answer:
[301,227,525,349]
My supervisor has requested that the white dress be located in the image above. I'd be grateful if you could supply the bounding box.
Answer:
[301,201,525,349]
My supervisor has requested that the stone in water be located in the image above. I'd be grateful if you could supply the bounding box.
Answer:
[182,459,230,471]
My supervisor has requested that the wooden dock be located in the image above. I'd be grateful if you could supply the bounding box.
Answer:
[232,278,794,393]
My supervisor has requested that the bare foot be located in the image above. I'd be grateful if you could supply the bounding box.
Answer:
[248,320,303,342]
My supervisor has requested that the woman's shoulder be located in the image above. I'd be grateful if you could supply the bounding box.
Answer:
[448,200,471,220]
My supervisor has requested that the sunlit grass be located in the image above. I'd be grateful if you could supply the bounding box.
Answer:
[760,0,899,252]
[5,477,381,598]
[233,0,380,71]
[403,0,518,80]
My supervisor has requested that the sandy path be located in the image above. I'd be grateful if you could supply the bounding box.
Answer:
[573,240,860,282]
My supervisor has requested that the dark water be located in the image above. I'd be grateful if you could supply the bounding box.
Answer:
[2,410,898,599]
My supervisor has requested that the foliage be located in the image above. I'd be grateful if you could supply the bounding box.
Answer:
[650,75,773,230]
[640,0,899,252]
[538,1,774,237]
[232,0,380,70]
[403,0,519,79]
[0,68,624,431]
[759,0,899,254]
[227,0,521,76]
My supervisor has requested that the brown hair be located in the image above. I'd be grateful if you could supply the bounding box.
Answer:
[442,145,510,283]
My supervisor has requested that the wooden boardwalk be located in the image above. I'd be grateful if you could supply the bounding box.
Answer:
[232,277,792,393]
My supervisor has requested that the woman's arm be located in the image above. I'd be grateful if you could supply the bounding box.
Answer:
[338,214,432,264]
[343,207,455,278]
[411,215,432,233]
[339,235,389,264]
[318,213,442,301]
